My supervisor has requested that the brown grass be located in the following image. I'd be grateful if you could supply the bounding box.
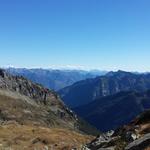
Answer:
[138,123,150,135]
[0,123,93,150]
[0,89,94,149]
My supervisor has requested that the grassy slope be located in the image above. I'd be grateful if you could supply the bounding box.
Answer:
[0,89,75,129]
[0,90,94,149]
[0,123,93,150]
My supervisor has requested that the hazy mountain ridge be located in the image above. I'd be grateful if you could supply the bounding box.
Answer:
[6,68,106,91]
[59,70,150,107]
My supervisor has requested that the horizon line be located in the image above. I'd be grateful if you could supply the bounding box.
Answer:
[1,65,150,73]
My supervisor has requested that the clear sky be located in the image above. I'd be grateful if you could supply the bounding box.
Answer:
[0,0,150,71]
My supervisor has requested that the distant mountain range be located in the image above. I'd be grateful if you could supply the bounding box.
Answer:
[59,70,150,107]
[74,90,150,131]
[6,68,106,91]
[5,68,150,133]
[2,68,150,149]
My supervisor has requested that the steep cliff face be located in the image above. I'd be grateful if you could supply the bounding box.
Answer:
[59,70,150,107]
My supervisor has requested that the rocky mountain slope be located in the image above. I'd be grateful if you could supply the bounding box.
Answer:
[59,70,150,107]
[0,69,97,149]
[0,68,77,129]
[84,110,150,150]
[74,90,150,131]
[6,68,105,91]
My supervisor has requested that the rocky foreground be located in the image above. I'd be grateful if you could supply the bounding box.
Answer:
[83,110,150,150]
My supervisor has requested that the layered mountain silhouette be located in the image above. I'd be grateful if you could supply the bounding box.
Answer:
[59,70,150,107]
[6,68,105,91]
[2,68,150,149]
[74,90,150,131]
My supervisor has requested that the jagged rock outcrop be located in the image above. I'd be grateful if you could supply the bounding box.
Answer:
[84,131,115,150]
[1,69,60,104]
[125,133,150,150]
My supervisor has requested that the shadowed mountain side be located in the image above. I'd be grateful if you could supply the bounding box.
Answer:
[59,70,150,107]
[74,90,150,131]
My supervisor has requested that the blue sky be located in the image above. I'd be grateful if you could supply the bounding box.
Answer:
[0,0,150,71]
